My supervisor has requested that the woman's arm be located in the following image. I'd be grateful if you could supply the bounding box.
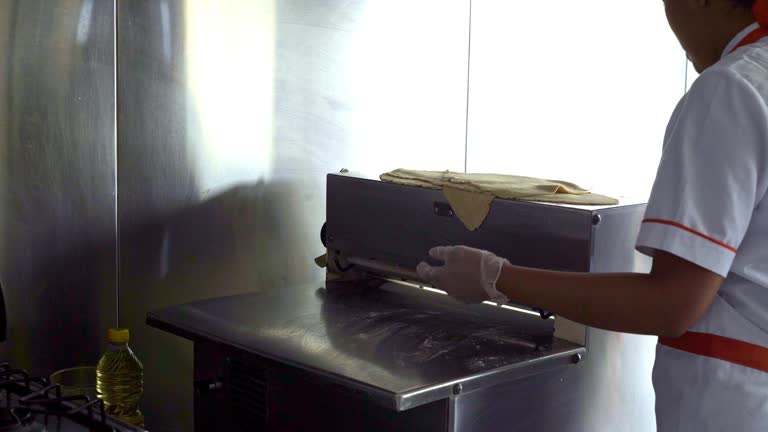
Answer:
[497,251,722,338]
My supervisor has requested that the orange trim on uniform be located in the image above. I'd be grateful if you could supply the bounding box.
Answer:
[642,218,737,253]
[660,332,768,374]
[754,0,768,29]
[730,26,768,54]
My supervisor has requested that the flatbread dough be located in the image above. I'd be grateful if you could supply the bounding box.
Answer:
[442,186,494,231]
[381,169,618,230]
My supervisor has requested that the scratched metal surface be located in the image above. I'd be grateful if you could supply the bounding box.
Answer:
[147,282,582,410]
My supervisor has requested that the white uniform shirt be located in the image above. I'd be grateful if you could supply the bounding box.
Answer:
[636,23,768,431]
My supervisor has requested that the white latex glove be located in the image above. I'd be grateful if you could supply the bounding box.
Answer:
[416,246,510,304]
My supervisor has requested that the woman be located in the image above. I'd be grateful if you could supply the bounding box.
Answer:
[417,0,768,430]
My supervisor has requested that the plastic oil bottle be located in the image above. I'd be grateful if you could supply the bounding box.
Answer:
[96,328,145,427]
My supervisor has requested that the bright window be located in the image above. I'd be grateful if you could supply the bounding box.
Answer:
[466,2,688,201]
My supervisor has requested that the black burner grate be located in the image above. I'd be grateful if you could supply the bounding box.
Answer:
[0,362,116,431]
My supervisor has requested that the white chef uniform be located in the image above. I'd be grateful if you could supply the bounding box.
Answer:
[636,23,768,432]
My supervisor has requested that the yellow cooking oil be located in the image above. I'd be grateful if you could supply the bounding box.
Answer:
[96,328,145,427]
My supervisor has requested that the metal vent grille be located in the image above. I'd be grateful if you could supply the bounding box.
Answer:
[229,357,267,431]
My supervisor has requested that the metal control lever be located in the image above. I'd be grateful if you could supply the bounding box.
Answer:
[534,308,554,320]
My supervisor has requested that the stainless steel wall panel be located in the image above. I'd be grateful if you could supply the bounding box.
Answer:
[117,1,470,430]
[0,0,116,375]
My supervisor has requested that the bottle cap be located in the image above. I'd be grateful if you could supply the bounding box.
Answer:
[108,328,130,344]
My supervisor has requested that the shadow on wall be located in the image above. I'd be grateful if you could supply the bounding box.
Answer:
[117,1,349,428]
[120,180,323,307]
[0,226,116,376]
[117,180,325,431]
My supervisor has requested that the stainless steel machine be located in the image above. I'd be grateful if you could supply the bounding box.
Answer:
[147,172,657,431]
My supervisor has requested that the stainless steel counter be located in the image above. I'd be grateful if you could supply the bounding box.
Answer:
[147,281,583,412]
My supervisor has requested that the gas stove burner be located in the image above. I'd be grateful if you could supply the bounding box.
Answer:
[0,407,19,431]
[0,362,139,431]
[0,407,32,432]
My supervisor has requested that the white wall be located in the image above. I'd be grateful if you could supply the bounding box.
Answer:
[466,1,688,201]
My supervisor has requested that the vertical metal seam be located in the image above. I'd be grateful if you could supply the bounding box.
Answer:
[114,0,120,328]
[463,0,472,173]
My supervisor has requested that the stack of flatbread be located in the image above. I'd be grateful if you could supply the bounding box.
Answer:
[380,169,618,231]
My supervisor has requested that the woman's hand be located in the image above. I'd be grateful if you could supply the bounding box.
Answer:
[416,246,510,304]
[418,246,723,337]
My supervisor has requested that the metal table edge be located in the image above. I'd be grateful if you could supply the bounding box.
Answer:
[395,345,586,411]
[148,312,585,412]
[146,312,401,409]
